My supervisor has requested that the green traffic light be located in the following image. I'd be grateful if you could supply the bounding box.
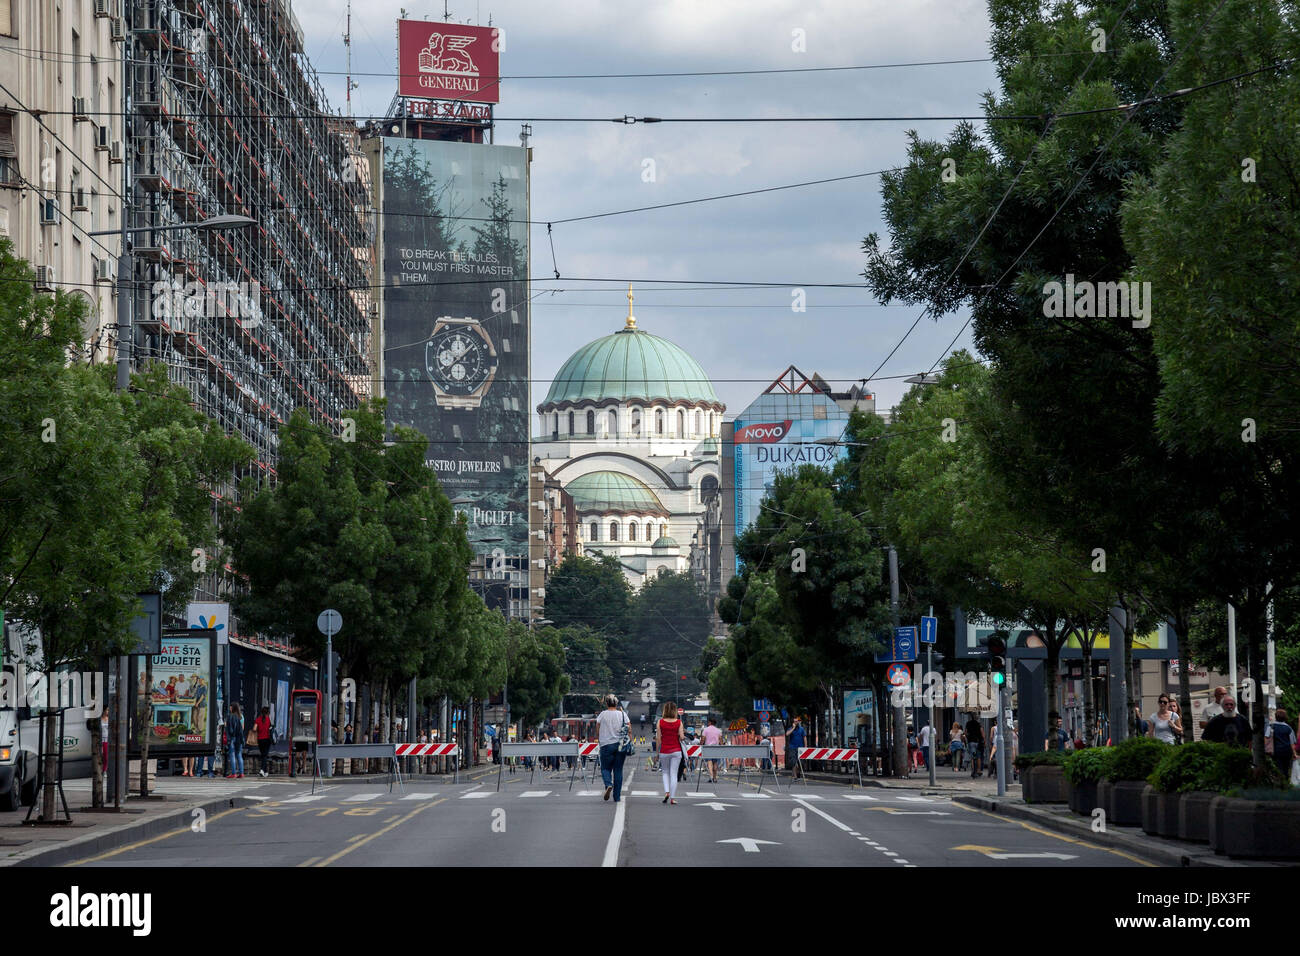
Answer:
[992,671,1005,685]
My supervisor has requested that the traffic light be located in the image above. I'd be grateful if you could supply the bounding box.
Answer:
[987,633,1007,685]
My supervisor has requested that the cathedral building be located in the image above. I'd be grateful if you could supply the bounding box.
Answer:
[533,288,724,589]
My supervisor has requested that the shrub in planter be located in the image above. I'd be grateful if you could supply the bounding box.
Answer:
[1107,737,1170,826]
[1064,748,1112,815]
[1211,789,1300,860]
[1149,742,1229,840]
[1016,751,1068,802]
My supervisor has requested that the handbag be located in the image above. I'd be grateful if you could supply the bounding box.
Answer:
[617,712,635,755]
[245,727,257,747]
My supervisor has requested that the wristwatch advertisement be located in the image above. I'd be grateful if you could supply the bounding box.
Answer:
[425,316,499,410]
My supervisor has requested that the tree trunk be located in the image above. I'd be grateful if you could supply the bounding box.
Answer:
[1045,618,1061,727]
[90,706,103,808]
[1175,612,1192,743]
[1081,635,1096,746]
[139,656,153,798]
[1240,597,1267,767]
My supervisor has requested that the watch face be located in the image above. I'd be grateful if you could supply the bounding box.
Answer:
[426,325,494,395]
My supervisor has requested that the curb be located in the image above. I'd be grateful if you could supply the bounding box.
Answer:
[952,795,1251,868]
[7,795,264,868]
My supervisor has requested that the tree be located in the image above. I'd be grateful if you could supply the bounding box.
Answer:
[627,571,712,699]
[553,625,611,713]
[543,553,632,637]
[506,622,569,728]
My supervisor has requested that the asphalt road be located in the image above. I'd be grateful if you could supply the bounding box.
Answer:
[66,762,1150,868]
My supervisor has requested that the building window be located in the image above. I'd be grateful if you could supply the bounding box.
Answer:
[0,0,12,38]
[695,410,702,434]
[629,522,637,541]
[608,409,617,436]
[656,409,664,434]
[0,112,18,185]
[586,409,595,434]
[677,409,685,436]
[589,521,598,542]
[700,474,719,503]
[609,521,619,541]
[567,411,574,434]
[708,412,715,436]
[631,409,641,433]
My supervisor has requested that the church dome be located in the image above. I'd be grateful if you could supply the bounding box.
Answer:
[652,536,679,549]
[565,471,669,516]
[539,287,721,410]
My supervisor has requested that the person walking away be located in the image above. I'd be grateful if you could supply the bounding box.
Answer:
[597,694,631,802]
[1202,696,1251,746]
[254,706,273,776]
[1146,696,1181,745]
[656,702,685,804]
[1266,708,1295,781]
[918,721,933,771]
[225,704,245,778]
[701,717,723,783]
[964,715,984,777]
[949,722,966,772]
[786,717,806,778]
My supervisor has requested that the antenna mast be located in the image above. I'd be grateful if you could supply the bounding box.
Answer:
[344,0,353,117]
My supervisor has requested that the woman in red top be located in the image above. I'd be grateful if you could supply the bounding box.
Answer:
[254,706,274,778]
[656,701,684,804]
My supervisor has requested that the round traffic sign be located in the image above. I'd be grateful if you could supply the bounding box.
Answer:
[887,663,911,686]
[758,710,770,722]
[316,608,342,636]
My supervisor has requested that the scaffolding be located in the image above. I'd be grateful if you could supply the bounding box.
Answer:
[126,0,373,521]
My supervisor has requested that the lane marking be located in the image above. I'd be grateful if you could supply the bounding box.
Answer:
[740,793,771,799]
[297,856,321,867]
[67,806,247,865]
[460,792,492,799]
[792,798,853,832]
[519,791,551,798]
[629,790,659,797]
[282,795,327,804]
[343,793,382,802]
[401,792,436,800]
[844,794,879,801]
[898,796,933,803]
[602,767,633,868]
[950,802,1157,867]
[314,798,444,867]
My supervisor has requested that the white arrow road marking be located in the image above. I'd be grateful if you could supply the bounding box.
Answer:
[697,802,738,811]
[717,837,781,853]
[952,844,1077,861]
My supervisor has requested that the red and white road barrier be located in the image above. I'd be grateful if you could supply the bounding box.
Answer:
[684,745,702,758]
[798,747,859,761]
[395,743,459,757]
[578,742,599,757]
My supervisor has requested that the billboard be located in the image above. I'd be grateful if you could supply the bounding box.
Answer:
[225,644,316,746]
[963,615,1173,659]
[398,20,501,103]
[732,391,849,567]
[380,138,530,556]
[130,630,217,756]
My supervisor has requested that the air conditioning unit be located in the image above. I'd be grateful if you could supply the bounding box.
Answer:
[72,97,90,122]
[95,259,113,282]
[94,124,110,151]
[71,187,88,211]
[533,588,546,599]
[109,140,124,164]
[110,17,125,42]
[40,198,59,224]
[34,265,55,291]
[94,0,112,16]
[532,559,546,569]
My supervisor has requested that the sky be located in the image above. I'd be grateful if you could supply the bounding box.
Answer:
[294,0,990,423]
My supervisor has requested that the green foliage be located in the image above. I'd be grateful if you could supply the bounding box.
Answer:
[1014,750,1067,770]
[543,553,632,637]
[1108,737,1173,781]
[507,621,570,726]
[1194,746,1288,794]
[1148,742,1228,793]
[553,624,611,709]
[1064,747,1113,785]
[627,571,711,696]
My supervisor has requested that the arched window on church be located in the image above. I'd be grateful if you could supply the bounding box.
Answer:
[694,410,702,434]
[628,521,638,541]
[700,474,720,503]
[551,413,559,439]
[586,410,595,434]
[567,411,575,435]
[655,409,664,434]
[708,412,715,436]
[589,521,599,542]
[609,521,620,541]
[609,409,618,436]
[677,409,685,436]
[632,408,641,434]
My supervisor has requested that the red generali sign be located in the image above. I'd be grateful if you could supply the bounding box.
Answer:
[733,420,793,444]
[398,20,501,103]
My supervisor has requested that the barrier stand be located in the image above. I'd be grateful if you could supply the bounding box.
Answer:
[787,747,863,789]
[395,743,460,783]
[498,741,581,792]
[312,743,401,794]
[577,742,601,785]
[694,744,779,793]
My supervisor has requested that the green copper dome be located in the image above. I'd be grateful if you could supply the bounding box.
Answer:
[541,327,721,409]
[652,536,679,549]
[565,471,669,515]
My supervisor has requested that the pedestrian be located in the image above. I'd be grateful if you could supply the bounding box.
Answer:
[254,705,273,777]
[656,701,685,804]
[756,727,772,771]
[1132,706,1149,738]
[949,722,966,772]
[181,754,195,777]
[1199,686,1228,733]
[224,703,244,778]
[1167,698,1183,743]
[918,721,933,771]
[786,716,806,778]
[988,721,998,778]
[597,694,631,803]
[964,715,985,777]
[1146,695,1182,745]
[1202,696,1252,746]
[701,716,723,783]
[1268,709,1295,781]
[1044,712,1068,752]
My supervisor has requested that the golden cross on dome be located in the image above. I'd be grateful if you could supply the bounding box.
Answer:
[625,283,637,329]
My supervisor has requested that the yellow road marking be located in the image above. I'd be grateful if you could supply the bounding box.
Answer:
[384,814,401,823]
[297,856,321,867]
[66,806,247,866]
[293,808,317,816]
[314,798,444,867]
[316,807,337,816]
[346,833,366,843]
[951,801,1156,867]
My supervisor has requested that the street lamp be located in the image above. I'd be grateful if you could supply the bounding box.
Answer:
[903,372,943,386]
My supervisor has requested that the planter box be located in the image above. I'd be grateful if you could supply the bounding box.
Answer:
[1097,780,1113,821]
[1141,786,1182,837]
[1107,779,1146,827]
[1069,779,1099,816]
[1023,765,1068,803]
[1177,791,1217,843]
[1208,796,1300,860]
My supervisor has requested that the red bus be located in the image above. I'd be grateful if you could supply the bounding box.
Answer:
[550,714,598,742]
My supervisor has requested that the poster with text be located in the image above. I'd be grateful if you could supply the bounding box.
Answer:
[130,630,216,756]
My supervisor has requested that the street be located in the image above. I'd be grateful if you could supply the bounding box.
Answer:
[66,767,1146,868]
